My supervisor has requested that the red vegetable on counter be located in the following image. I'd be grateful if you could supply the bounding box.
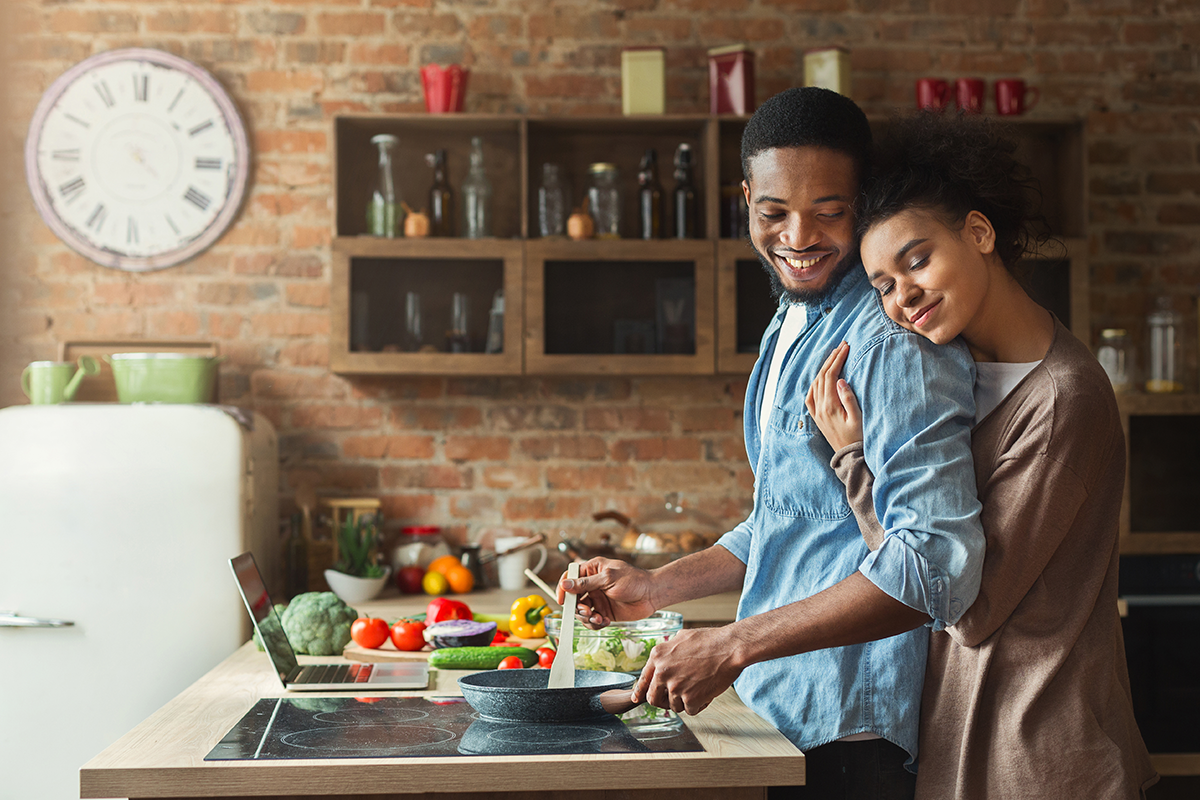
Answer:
[426,596,472,624]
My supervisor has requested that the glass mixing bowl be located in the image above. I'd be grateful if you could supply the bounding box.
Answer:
[544,610,683,674]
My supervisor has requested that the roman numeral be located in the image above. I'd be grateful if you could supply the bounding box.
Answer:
[94,80,115,108]
[168,87,185,112]
[194,157,222,170]
[188,120,214,137]
[133,74,149,103]
[86,203,107,230]
[53,149,81,162]
[127,217,139,245]
[165,213,180,235]
[183,186,211,211]
[58,176,85,200]
[65,113,90,129]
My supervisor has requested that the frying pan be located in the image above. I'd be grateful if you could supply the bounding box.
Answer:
[457,669,641,723]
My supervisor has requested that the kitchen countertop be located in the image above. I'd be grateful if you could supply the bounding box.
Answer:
[80,640,804,800]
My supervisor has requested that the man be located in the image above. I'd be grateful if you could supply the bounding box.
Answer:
[559,88,986,798]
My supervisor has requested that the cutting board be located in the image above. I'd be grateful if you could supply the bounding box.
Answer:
[343,637,547,663]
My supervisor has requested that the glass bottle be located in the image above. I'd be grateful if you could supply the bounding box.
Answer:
[637,149,664,240]
[460,136,492,239]
[673,143,697,239]
[403,291,423,352]
[587,162,621,239]
[1096,328,1134,394]
[367,134,401,237]
[427,149,454,237]
[1146,297,1183,393]
[447,292,470,353]
[284,512,308,600]
[537,163,566,238]
[484,290,505,354]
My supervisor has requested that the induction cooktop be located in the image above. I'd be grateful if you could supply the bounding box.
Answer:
[206,696,704,760]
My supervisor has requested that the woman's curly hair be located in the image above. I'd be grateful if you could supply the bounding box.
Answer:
[857,112,1051,270]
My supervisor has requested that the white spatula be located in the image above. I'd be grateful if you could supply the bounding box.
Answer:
[546,561,579,689]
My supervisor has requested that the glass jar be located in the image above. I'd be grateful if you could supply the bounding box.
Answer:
[1146,298,1183,393]
[391,525,449,571]
[1096,328,1134,394]
[537,163,566,238]
[586,162,621,239]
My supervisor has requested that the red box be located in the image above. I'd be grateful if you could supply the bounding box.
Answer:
[709,45,755,115]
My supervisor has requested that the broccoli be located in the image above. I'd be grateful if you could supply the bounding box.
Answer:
[279,592,358,656]
[253,603,290,651]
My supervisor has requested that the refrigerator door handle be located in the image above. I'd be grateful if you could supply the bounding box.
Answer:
[0,611,75,627]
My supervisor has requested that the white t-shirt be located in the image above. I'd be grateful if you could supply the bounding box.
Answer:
[760,303,807,434]
[974,360,1040,423]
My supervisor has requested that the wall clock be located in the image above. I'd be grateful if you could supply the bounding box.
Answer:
[24,48,250,271]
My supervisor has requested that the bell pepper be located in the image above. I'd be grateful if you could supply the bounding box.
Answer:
[426,596,472,624]
[510,595,551,639]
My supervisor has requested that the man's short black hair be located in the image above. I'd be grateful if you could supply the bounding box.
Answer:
[740,87,872,188]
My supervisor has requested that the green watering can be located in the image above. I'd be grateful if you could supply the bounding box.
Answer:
[21,355,100,404]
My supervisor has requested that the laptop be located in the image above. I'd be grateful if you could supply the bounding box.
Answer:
[229,552,428,691]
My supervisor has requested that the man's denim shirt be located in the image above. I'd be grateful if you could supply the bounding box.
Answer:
[717,266,985,764]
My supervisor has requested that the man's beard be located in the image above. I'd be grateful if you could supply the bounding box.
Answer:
[750,238,859,306]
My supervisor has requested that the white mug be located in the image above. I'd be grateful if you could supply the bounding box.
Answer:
[495,536,548,591]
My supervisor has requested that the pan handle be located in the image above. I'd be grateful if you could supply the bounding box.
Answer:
[597,688,640,716]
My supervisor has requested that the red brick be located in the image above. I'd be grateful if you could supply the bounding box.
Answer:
[644,463,737,492]
[665,438,703,460]
[1147,172,1200,194]
[347,43,411,65]
[146,9,237,34]
[445,436,512,461]
[93,282,177,307]
[503,495,591,521]
[380,493,438,521]
[1123,22,1179,46]
[489,405,578,430]
[209,313,245,339]
[1031,21,1120,45]
[49,10,138,34]
[546,465,637,491]
[343,434,436,459]
[583,408,671,432]
[286,284,329,308]
[528,10,621,39]
[518,435,608,460]
[279,342,330,367]
[391,405,482,430]
[147,311,202,337]
[250,312,330,337]
[525,74,612,99]
[391,12,462,36]
[317,12,386,36]
[383,464,473,490]
[611,438,666,461]
[195,282,263,306]
[255,130,327,155]
[696,17,785,42]
[247,70,325,93]
[251,370,344,400]
[291,404,383,429]
[481,466,542,491]
[223,222,282,247]
[292,226,332,248]
[450,494,498,519]
[678,408,739,432]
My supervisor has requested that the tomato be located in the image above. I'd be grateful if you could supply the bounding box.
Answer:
[350,617,390,650]
[389,619,427,652]
[426,596,472,623]
[497,655,525,670]
[536,646,556,668]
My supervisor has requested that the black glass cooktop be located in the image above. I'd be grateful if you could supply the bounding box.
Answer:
[206,696,704,759]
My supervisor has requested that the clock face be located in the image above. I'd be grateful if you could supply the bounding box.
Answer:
[25,48,250,271]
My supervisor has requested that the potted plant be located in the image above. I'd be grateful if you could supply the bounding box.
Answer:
[323,514,391,604]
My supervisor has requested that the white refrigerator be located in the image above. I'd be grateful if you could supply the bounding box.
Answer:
[0,404,279,800]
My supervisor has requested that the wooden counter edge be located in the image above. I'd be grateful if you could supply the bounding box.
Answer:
[80,642,804,799]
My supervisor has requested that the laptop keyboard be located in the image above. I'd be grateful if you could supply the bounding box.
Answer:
[294,663,373,684]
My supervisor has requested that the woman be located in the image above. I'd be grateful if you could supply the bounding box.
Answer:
[805,113,1157,799]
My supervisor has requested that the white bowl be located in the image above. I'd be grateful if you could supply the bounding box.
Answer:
[323,567,391,604]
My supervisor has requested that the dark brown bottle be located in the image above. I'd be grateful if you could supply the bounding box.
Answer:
[428,149,454,237]
[673,143,697,239]
[637,148,663,240]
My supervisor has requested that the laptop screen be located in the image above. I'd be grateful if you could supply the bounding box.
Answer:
[230,552,298,682]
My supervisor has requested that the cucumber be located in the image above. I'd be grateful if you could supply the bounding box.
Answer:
[428,646,538,670]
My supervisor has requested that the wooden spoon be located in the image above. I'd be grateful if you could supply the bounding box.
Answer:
[546,562,579,689]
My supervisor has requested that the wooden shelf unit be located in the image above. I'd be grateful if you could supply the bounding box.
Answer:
[330,113,1089,377]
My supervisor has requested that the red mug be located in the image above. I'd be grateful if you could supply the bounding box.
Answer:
[915,78,950,111]
[994,79,1040,115]
[420,64,469,114]
[955,78,986,114]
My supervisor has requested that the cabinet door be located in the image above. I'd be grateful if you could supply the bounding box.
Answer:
[716,239,777,373]
[1118,394,1200,554]
[330,238,524,375]
[524,239,715,375]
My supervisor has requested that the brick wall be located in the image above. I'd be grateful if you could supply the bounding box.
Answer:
[2,0,1198,556]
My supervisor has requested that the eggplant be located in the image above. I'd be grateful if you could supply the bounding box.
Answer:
[423,619,497,649]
